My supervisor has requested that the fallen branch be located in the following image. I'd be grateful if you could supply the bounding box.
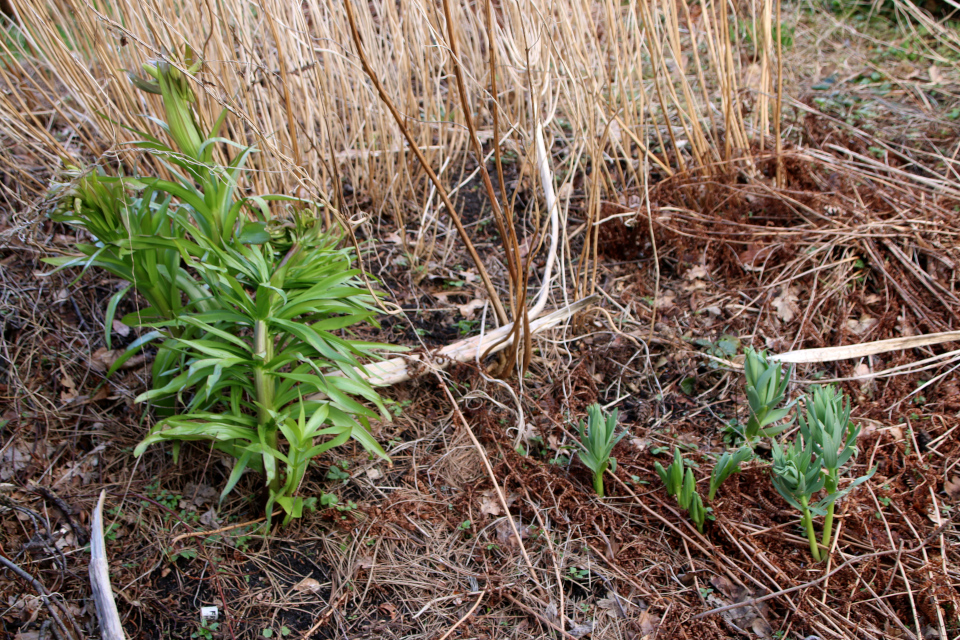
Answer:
[90,490,125,640]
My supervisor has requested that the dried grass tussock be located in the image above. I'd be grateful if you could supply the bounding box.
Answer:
[0,0,783,211]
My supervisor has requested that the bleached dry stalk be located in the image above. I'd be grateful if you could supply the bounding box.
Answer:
[773,330,960,364]
[350,294,598,388]
[90,491,125,640]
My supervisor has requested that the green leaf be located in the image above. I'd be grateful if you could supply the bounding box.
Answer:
[220,450,253,504]
[106,331,163,378]
[239,222,271,245]
[104,284,132,350]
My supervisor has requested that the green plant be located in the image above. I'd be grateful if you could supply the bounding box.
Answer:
[326,461,351,482]
[655,449,713,533]
[708,446,753,500]
[694,334,740,368]
[169,547,198,563]
[455,318,478,336]
[566,567,589,581]
[335,500,358,513]
[797,385,874,553]
[741,348,794,443]
[320,493,339,508]
[574,404,627,497]
[192,620,219,640]
[770,436,825,561]
[47,56,399,526]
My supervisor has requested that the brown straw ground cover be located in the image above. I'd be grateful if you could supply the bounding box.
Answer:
[1,0,959,638]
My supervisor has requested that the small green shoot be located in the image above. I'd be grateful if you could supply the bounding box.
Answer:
[655,448,713,533]
[797,385,875,553]
[708,446,753,500]
[741,348,794,442]
[771,436,825,561]
[575,404,627,498]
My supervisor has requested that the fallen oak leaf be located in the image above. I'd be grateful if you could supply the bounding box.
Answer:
[637,610,661,637]
[480,489,516,517]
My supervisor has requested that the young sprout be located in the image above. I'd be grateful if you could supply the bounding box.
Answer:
[575,404,626,498]
[686,492,710,534]
[655,448,685,498]
[798,385,873,552]
[771,437,825,561]
[708,446,753,501]
[742,348,794,442]
[656,448,712,533]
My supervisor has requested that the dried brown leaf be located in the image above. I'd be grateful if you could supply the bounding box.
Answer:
[458,298,485,320]
[771,287,800,323]
[480,489,516,517]
[944,476,960,501]
[847,315,878,335]
[293,577,321,593]
[637,610,660,636]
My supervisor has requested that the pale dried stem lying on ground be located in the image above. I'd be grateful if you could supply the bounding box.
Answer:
[90,491,125,640]
[313,295,598,393]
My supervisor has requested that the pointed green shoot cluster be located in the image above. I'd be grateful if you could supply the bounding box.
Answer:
[742,348,794,442]
[771,437,826,560]
[575,404,626,498]
[708,446,752,501]
[656,449,712,533]
[797,385,872,555]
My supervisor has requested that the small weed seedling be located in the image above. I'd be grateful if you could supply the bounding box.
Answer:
[326,461,351,483]
[192,620,219,640]
[575,404,627,497]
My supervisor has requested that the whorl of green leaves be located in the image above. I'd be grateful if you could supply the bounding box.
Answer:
[742,348,794,440]
[798,385,858,473]
[770,438,825,515]
[771,437,826,560]
[46,52,399,526]
[797,384,874,551]
[575,404,626,498]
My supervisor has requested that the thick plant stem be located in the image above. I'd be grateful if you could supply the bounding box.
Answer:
[594,470,605,498]
[801,498,821,562]
[821,471,838,550]
[254,318,279,494]
[821,502,835,552]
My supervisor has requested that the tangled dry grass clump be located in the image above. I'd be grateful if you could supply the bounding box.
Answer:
[0,0,959,638]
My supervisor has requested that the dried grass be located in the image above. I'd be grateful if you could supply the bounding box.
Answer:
[0,0,785,223]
